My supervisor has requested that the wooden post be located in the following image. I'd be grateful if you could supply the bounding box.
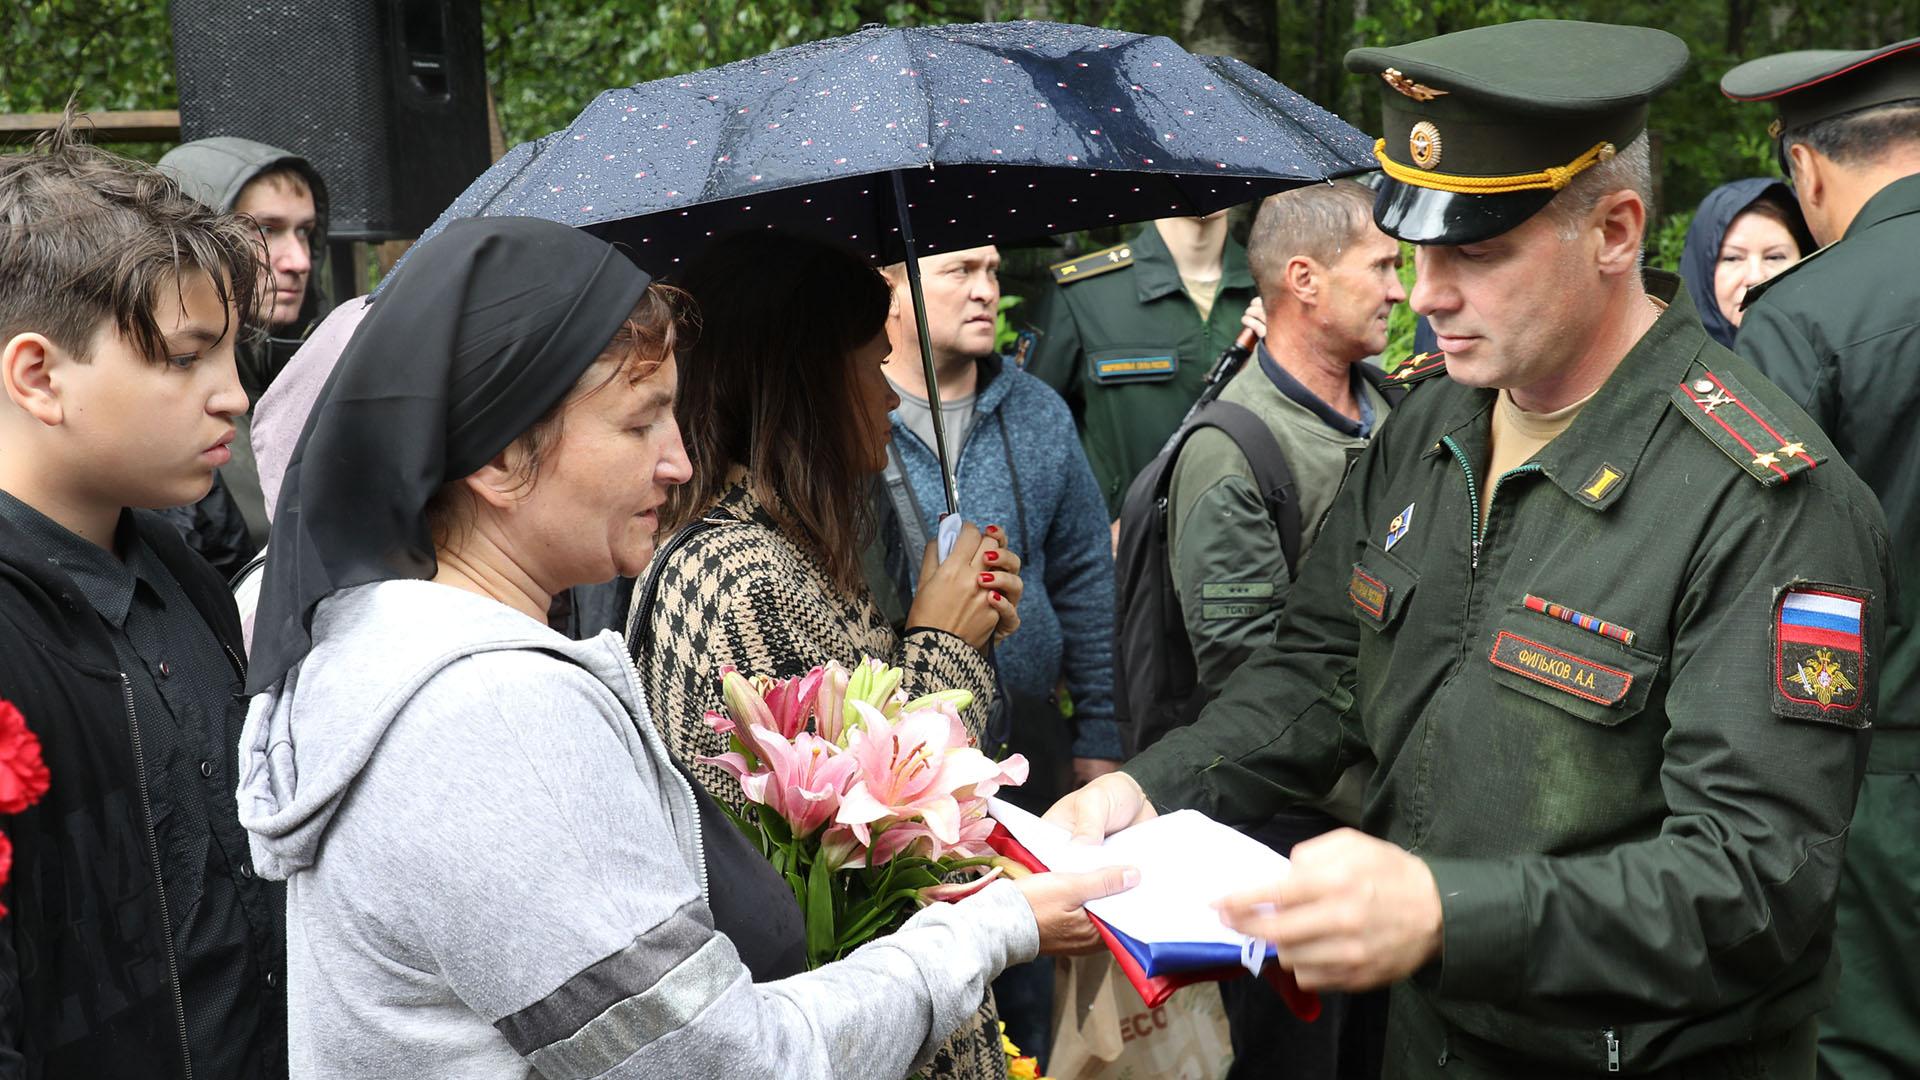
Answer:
[0,110,182,145]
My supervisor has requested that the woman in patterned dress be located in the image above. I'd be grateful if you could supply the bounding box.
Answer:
[633,230,1028,1080]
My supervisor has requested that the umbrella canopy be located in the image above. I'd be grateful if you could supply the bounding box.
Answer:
[420,21,1373,271]
[403,21,1374,514]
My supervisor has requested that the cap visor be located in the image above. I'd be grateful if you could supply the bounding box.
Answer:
[1373,179,1556,245]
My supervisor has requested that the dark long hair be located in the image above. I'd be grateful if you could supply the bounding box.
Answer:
[669,230,894,590]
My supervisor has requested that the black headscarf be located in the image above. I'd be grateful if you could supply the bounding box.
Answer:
[1679,178,1814,349]
[247,216,652,692]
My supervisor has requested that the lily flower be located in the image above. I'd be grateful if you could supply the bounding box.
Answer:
[812,661,852,745]
[835,700,1007,846]
[738,731,859,839]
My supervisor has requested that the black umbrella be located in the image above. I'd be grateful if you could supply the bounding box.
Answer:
[411,21,1374,513]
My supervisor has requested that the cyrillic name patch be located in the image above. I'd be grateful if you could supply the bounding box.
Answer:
[1348,565,1388,619]
[1092,354,1176,382]
[1773,585,1869,723]
[1488,631,1633,706]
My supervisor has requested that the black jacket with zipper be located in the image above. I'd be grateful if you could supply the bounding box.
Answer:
[0,509,285,1079]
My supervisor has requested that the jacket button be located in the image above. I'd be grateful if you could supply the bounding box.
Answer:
[265,971,278,988]
[200,760,213,778]
[159,660,173,678]
[239,863,255,879]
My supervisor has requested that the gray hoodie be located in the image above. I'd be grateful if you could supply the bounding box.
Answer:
[239,579,1037,1079]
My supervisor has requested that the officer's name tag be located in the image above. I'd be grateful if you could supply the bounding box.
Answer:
[1489,631,1632,705]
[1091,354,1176,382]
[1348,567,1388,619]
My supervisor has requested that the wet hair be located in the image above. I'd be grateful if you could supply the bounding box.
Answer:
[1785,99,1920,168]
[426,285,688,547]
[1730,191,1815,260]
[0,109,261,365]
[667,229,894,591]
[1245,179,1377,287]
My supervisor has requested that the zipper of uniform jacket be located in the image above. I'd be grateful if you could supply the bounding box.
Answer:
[1440,437,1482,569]
[1479,464,1544,558]
[1604,1027,1621,1071]
[122,674,195,1080]
[621,650,709,902]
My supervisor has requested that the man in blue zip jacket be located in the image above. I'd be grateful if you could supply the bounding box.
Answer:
[877,246,1117,1067]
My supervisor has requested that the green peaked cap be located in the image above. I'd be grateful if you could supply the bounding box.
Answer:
[1722,37,1920,133]
[1345,20,1689,244]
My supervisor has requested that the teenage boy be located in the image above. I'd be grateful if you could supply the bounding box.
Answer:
[0,120,286,1077]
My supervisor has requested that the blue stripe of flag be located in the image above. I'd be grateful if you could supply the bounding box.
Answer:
[1781,609,1861,634]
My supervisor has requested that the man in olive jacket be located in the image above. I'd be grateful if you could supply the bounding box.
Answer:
[1723,38,1920,1079]
[1048,21,1890,1078]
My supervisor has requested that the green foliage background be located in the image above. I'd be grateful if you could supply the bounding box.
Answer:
[7,0,1918,344]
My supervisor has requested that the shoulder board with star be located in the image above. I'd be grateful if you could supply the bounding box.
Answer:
[1387,350,1448,385]
[1739,239,1836,311]
[1670,361,1825,486]
[1050,243,1134,284]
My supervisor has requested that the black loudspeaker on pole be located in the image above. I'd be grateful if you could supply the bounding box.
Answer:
[170,0,492,242]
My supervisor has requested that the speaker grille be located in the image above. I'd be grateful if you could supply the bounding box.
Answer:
[172,1,489,239]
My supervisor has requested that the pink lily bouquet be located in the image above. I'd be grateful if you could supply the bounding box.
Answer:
[698,658,1028,968]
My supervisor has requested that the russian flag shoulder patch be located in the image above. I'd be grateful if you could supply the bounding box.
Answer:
[1772,584,1871,725]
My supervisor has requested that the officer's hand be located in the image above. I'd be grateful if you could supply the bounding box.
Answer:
[1213,828,1442,993]
[1014,864,1141,955]
[1042,770,1158,845]
[1241,296,1267,340]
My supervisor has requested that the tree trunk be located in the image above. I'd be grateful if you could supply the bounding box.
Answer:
[1177,0,1276,74]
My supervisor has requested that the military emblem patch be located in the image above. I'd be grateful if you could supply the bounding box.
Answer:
[1383,503,1414,552]
[1772,585,1869,723]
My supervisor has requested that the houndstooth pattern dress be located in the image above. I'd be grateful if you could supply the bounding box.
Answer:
[632,481,1007,1080]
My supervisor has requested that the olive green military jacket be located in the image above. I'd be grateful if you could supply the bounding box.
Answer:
[1738,173,1920,733]
[1166,352,1391,690]
[1023,223,1257,516]
[1128,277,1890,1073]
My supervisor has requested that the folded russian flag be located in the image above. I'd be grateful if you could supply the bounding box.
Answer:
[985,823,1319,1019]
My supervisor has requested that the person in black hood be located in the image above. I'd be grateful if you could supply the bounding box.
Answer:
[156,137,333,574]
[1678,178,1814,349]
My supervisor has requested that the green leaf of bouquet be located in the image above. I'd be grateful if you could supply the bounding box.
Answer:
[805,850,837,960]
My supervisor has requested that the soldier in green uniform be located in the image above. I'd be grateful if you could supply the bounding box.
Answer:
[1022,213,1258,517]
[1722,39,1920,1079]
[1046,20,1892,1078]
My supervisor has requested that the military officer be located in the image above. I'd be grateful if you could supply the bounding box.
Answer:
[1022,212,1259,517]
[1723,38,1920,1079]
[1046,20,1892,1078]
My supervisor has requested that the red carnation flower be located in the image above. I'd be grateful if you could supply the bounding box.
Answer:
[0,698,50,815]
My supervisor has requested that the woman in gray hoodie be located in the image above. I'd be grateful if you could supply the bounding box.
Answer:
[236,217,1133,1079]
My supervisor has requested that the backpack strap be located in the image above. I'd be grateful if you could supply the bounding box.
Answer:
[1183,400,1302,576]
[626,517,722,663]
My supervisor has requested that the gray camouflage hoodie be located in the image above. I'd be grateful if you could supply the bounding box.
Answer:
[238,579,1036,1079]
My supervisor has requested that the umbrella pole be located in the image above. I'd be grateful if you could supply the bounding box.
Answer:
[889,170,961,517]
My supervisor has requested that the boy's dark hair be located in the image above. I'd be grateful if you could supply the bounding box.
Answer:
[0,110,261,365]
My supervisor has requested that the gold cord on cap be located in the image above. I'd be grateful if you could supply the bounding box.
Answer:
[1373,139,1618,194]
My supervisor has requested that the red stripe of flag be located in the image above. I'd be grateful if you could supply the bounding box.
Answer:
[1779,623,1861,651]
